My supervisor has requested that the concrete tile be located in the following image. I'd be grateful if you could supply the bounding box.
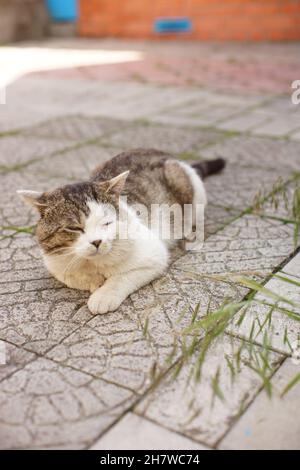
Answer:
[151,104,244,128]
[0,170,70,227]
[257,96,300,116]
[23,116,128,143]
[135,336,282,447]
[90,413,210,450]
[0,357,135,449]
[0,135,71,168]
[219,359,300,449]
[102,123,223,154]
[216,112,270,132]
[172,214,296,278]
[93,87,203,121]
[201,134,300,173]
[45,300,178,393]
[0,280,91,354]
[281,252,300,279]
[204,161,288,213]
[290,130,300,141]
[226,253,300,355]
[28,144,121,181]
[0,341,36,382]
[251,117,300,137]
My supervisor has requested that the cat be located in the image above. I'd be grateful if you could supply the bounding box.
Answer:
[18,148,225,314]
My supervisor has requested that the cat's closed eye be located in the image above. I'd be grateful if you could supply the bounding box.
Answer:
[64,226,84,234]
[103,221,113,227]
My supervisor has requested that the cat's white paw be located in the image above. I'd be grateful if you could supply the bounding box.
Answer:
[88,290,123,315]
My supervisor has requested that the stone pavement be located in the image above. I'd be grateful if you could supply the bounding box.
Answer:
[0,39,300,450]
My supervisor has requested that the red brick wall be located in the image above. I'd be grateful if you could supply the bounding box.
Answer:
[79,0,300,41]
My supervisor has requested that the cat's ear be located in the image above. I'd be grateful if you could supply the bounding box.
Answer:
[17,190,45,211]
[101,171,129,195]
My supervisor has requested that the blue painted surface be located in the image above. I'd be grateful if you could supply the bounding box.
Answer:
[154,17,193,34]
[46,0,78,22]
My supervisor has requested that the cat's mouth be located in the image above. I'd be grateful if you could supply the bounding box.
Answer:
[85,243,113,258]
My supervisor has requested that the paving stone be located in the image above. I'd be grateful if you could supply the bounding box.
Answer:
[90,413,210,450]
[151,104,246,128]
[168,214,296,324]
[0,83,67,133]
[3,77,135,123]
[215,112,270,132]
[290,130,300,141]
[172,215,295,279]
[0,135,72,169]
[219,359,300,450]
[0,236,50,284]
[28,144,120,181]
[23,116,128,143]
[135,335,282,447]
[102,123,224,154]
[0,294,91,354]
[93,86,204,121]
[2,75,122,133]
[204,160,289,214]
[0,358,135,449]
[281,252,300,279]
[257,96,300,116]
[0,105,50,134]
[201,134,300,173]
[46,300,178,393]
[0,170,69,227]
[251,116,300,138]
[204,204,236,237]
[0,341,36,382]
[251,181,299,227]
[226,253,300,355]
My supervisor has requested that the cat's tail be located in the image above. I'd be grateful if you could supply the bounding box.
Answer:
[191,158,226,179]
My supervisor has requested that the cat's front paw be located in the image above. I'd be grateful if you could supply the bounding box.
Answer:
[87,290,123,315]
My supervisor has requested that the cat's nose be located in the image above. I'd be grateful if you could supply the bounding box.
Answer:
[91,239,102,249]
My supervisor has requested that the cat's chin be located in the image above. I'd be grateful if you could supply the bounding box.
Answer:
[84,247,112,259]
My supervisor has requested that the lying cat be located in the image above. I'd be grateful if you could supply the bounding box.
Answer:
[18,149,225,314]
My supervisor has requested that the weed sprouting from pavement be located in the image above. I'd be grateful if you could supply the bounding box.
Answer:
[0,224,35,241]
[252,174,300,248]
[155,269,300,420]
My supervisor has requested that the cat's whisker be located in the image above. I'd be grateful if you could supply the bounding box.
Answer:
[49,246,77,257]
[49,249,71,257]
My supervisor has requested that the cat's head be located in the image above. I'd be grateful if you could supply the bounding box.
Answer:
[17,172,129,260]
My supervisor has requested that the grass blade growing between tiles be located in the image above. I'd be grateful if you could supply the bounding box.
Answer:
[281,372,300,397]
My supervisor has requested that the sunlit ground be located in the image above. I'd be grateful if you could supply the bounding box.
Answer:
[0,44,144,99]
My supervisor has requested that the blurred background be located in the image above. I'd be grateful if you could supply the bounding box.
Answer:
[1,0,300,42]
